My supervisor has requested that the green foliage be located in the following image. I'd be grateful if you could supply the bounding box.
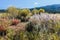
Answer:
[39,8,45,13]
[6,28,15,40]
[17,9,30,22]
[32,9,39,15]
[20,9,30,17]
[7,6,19,18]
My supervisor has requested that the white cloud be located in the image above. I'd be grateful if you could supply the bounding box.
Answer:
[34,2,38,5]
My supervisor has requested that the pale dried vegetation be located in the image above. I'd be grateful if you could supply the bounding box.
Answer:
[0,13,60,40]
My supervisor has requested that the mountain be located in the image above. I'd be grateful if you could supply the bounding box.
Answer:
[0,4,60,13]
[30,4,60,13]
[0,9,6,13]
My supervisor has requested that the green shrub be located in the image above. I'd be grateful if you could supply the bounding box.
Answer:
[17,9,30,22]
[32,9,39,15]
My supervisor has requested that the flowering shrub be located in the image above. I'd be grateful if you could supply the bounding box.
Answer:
[11,19,20,25]
[0,18,12,36]
[26,14,60,40]
[0,18,12,28]
[0,25,6,31]
[0,13,60,40]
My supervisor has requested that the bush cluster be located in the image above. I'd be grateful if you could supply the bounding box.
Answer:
[25,14,60,40]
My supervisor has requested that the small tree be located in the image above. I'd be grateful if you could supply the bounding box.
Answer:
[39,8,45,14]
[32,9,39,15]
[18,9,30,22]
[7,6,19,18]
[20,9,30,17]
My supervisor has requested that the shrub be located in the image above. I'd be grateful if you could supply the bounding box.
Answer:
[39,8,45,14]
[0,25,6,36]
[0,19,11,36]
[7,6,19,18]
[11,19,20,25]
[6,28,15,40]
[0,25,6,31]
[32,9,39,15]
[25,14,60,40]
[17,9,30,22]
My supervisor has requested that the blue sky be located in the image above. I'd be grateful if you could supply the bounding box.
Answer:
[0,0,60,9]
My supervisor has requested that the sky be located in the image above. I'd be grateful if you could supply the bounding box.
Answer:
[0,0,60,9]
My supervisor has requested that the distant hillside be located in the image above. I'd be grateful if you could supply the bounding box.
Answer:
[0,9,6,13]
[30,4,60,13]
[1,4,60,13]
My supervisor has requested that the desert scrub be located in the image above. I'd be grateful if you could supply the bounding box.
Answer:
[32,9,39,15]
[25,22,41,40]
[19,31,28,40]
[0,19,12,28]
[6,28,28,40]
[11,19,20,25]
[17,9,31,22]
[12,31,28,40]
[0,19,12,36]
[6,28,15,40]
[25,14,60,40]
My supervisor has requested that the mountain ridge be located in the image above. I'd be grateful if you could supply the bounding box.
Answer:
[30,4,60,13]
[0,4,60,13]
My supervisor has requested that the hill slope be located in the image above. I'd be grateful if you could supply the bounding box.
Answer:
[0,4,60,13]
[30,4,60,13]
